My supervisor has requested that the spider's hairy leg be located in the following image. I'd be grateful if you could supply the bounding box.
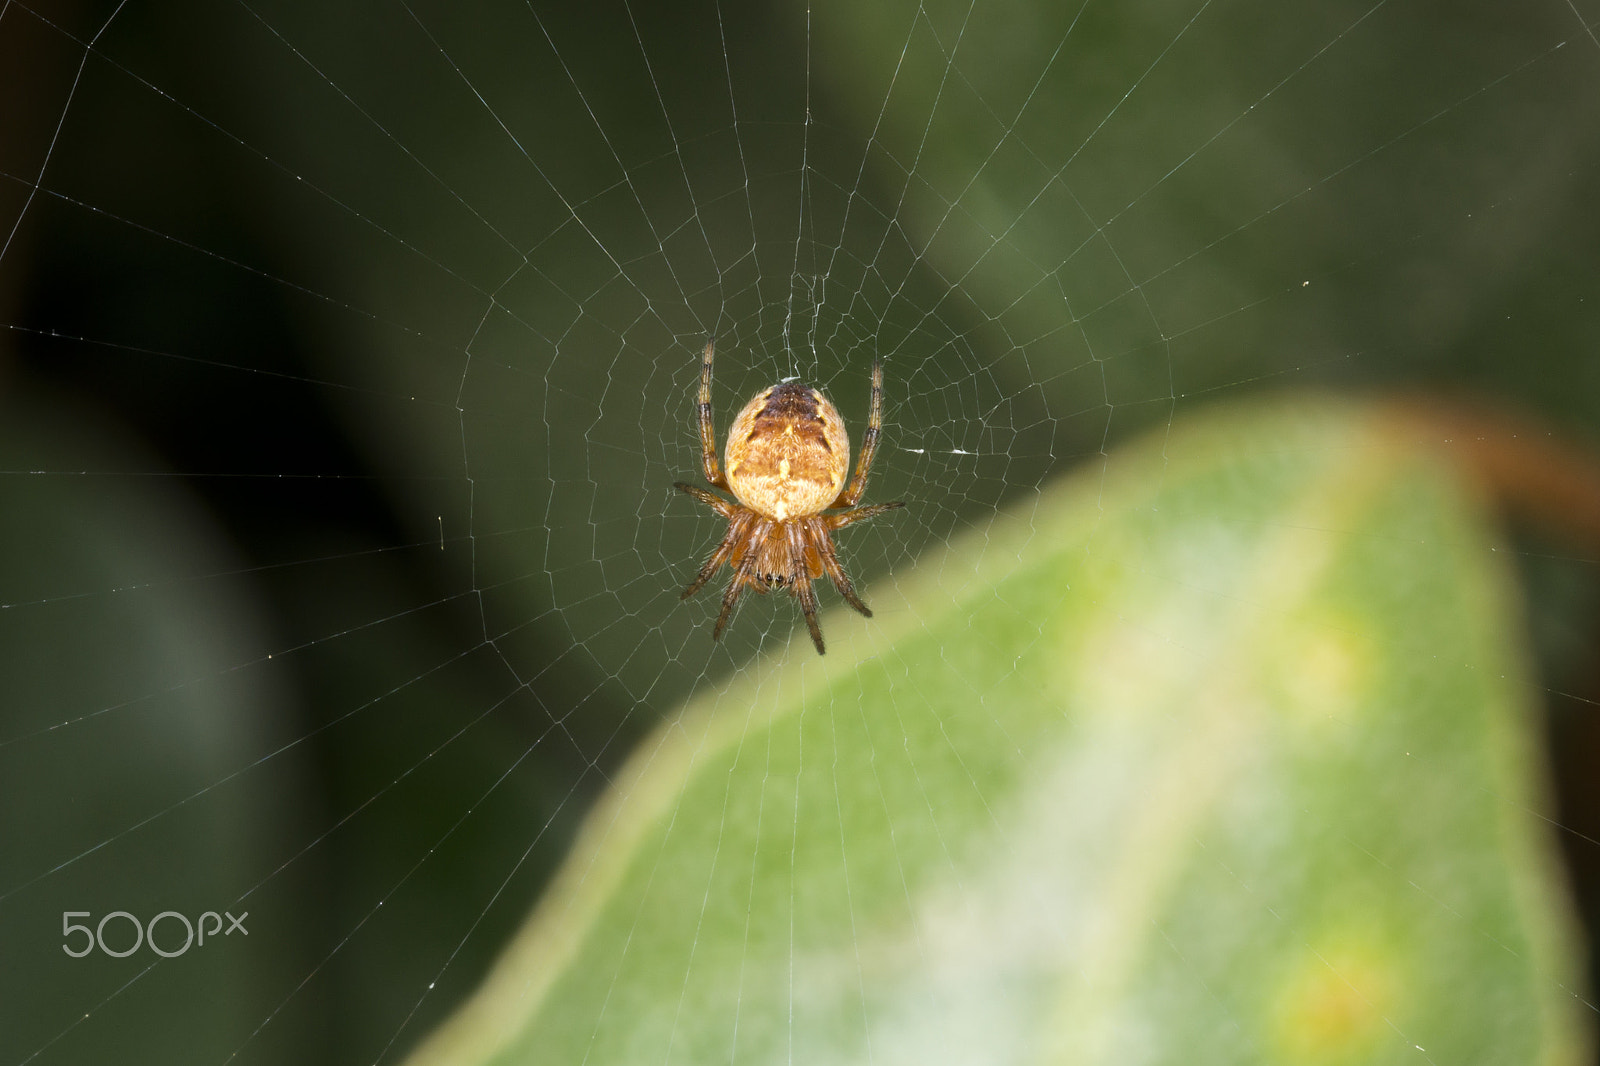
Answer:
[831,359,884,509]
[810,517,873,618]
[674,481,738,518]
[825,500,905,532]
[714,518,772,641]
[697,340,729,490]
[681,508,751,601]
[787,521,826,654]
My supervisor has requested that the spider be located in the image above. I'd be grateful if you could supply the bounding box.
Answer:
[674,341,904,655]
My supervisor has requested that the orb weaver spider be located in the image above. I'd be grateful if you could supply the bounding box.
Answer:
[674,341,903,654]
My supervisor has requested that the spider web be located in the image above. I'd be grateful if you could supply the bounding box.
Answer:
[2,0,1600,1062]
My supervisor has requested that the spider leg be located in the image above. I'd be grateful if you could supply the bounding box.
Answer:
[810,517,873,618]
[696,340,730,491]
[682,510,751,600]
[825,499,905,532]
[714,518,771,641]
[787,521,826,654]
[830,359,884,508]
[674,481,738,518]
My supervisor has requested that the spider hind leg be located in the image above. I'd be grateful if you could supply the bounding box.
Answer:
[695,341,729,491]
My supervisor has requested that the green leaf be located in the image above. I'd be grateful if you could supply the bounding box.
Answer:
[406,399,1588,1065]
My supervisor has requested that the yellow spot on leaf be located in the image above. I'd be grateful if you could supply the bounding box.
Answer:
[1275,612,1372,727]
[1271,939,1396,1062]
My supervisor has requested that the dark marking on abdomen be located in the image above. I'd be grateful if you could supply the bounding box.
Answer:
[758,382,823,422]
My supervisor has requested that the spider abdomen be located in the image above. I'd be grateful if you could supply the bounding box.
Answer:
[724,382,849,521]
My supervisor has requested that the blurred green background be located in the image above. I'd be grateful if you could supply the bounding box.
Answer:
[2,0,1599,1062]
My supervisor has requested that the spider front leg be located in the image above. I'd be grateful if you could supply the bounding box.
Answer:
[787,521,827,654]
[809,517,873,619]
[714,517,772,641]
[695,340,730,490]
[680,504,749,600]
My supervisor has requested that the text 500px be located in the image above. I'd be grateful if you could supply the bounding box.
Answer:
[62,910,247,958]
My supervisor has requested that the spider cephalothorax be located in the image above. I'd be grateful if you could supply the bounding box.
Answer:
[674,341,903,654]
